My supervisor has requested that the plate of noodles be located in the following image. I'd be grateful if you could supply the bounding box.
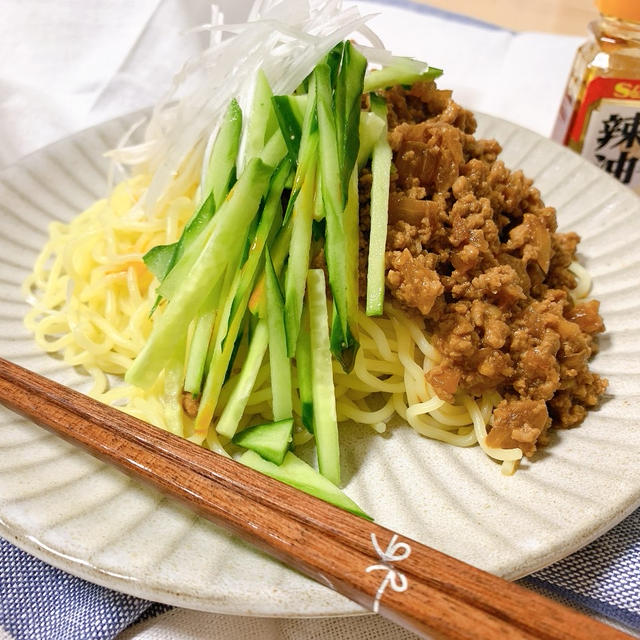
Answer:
[1,0,640,617]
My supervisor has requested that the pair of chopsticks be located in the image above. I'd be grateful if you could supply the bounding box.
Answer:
[0,356,631,640]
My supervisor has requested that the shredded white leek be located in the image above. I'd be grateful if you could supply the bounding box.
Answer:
[107,0,403,221]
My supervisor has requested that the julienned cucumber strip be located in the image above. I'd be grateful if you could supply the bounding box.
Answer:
[232,418,293,466]
[265,249,292,421]
[363,59,443,93]
[334,41,367,203]
[144,191,216,311]
[280,73,318,226]
[316,62,348,342]
[183,279,222,395]
[357,111,385,170]
[335,44,365,317]
[204,98,242,210]
[248,217,293,318]
[239,450,371,520]
[163,336,187,437]
[272,95,303,163]
[231,160,290,321]
[259,130,288,168]
[216,320,269,439]
[284,151,317,357]
[156,192,215,276]
[366,93,392,317]
[242,70,277,171]
[143,244,175,284]
[156,215,217,301]
[316,44,364,371]
[196,283,246,434]
[183,310,215,394]
[307,269,340,486]
[295,299,314,433]
[126,158,274,389]
[315,60,343,210]
[328,167,360,370]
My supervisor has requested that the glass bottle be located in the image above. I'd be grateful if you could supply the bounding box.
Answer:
[552,0,640,193]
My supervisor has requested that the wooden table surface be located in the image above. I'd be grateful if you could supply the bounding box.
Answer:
[414,0,598,35]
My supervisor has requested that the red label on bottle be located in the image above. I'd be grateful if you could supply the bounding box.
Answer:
[569,77,640,191]
[569,77,640,145]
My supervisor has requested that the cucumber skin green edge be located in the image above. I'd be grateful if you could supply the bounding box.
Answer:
[272,95,303,164]
[206,97,243,210]
[316,49,364,372]
[363,64,443,94]
[244,70,276,170]
[143,191,216,312]
[125,158,274,389]
[307,268,341,487]
[295,300,314,433]
[264,249,293,422]
[316,64,352,363]
[283,151,317,357]
[239,450,371,520]
[365,94,392,317]
[215,320,269,439]
[232,418,293,466]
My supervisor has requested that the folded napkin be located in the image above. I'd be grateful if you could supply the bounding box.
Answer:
[1,1,638,639]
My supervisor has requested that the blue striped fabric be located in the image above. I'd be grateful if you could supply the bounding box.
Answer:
[523,508,640,631]
[0,538,154,640]
[1,508,639,638]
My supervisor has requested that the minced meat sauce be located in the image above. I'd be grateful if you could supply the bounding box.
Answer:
[359,81,608,457]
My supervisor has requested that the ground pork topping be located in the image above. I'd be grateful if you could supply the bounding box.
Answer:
[360,81,607,457]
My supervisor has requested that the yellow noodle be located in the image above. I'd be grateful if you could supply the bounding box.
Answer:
[501,459,519,476]
[292,429,314,446]
[350,355,406,394]
[427,408,472,427]
[435,402,470,416]
[357,313,395,361]
[348,357,404,376]
[463,396,522,462]
[392,317,426,384]
[347,389,375,402]
[406,397,446,418]
[337,396,395,425]
[396,393,478,446]
[359,333,399,354]
[245,388,273,407]
[569,260,591,300]
[386,304,440,362]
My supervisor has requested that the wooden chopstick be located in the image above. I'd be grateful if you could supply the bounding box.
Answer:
[0,356,631,640]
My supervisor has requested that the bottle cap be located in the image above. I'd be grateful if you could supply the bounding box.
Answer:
[595,0,640,22]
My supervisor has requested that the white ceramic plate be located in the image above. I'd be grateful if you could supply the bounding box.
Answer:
[1,112,639,617]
